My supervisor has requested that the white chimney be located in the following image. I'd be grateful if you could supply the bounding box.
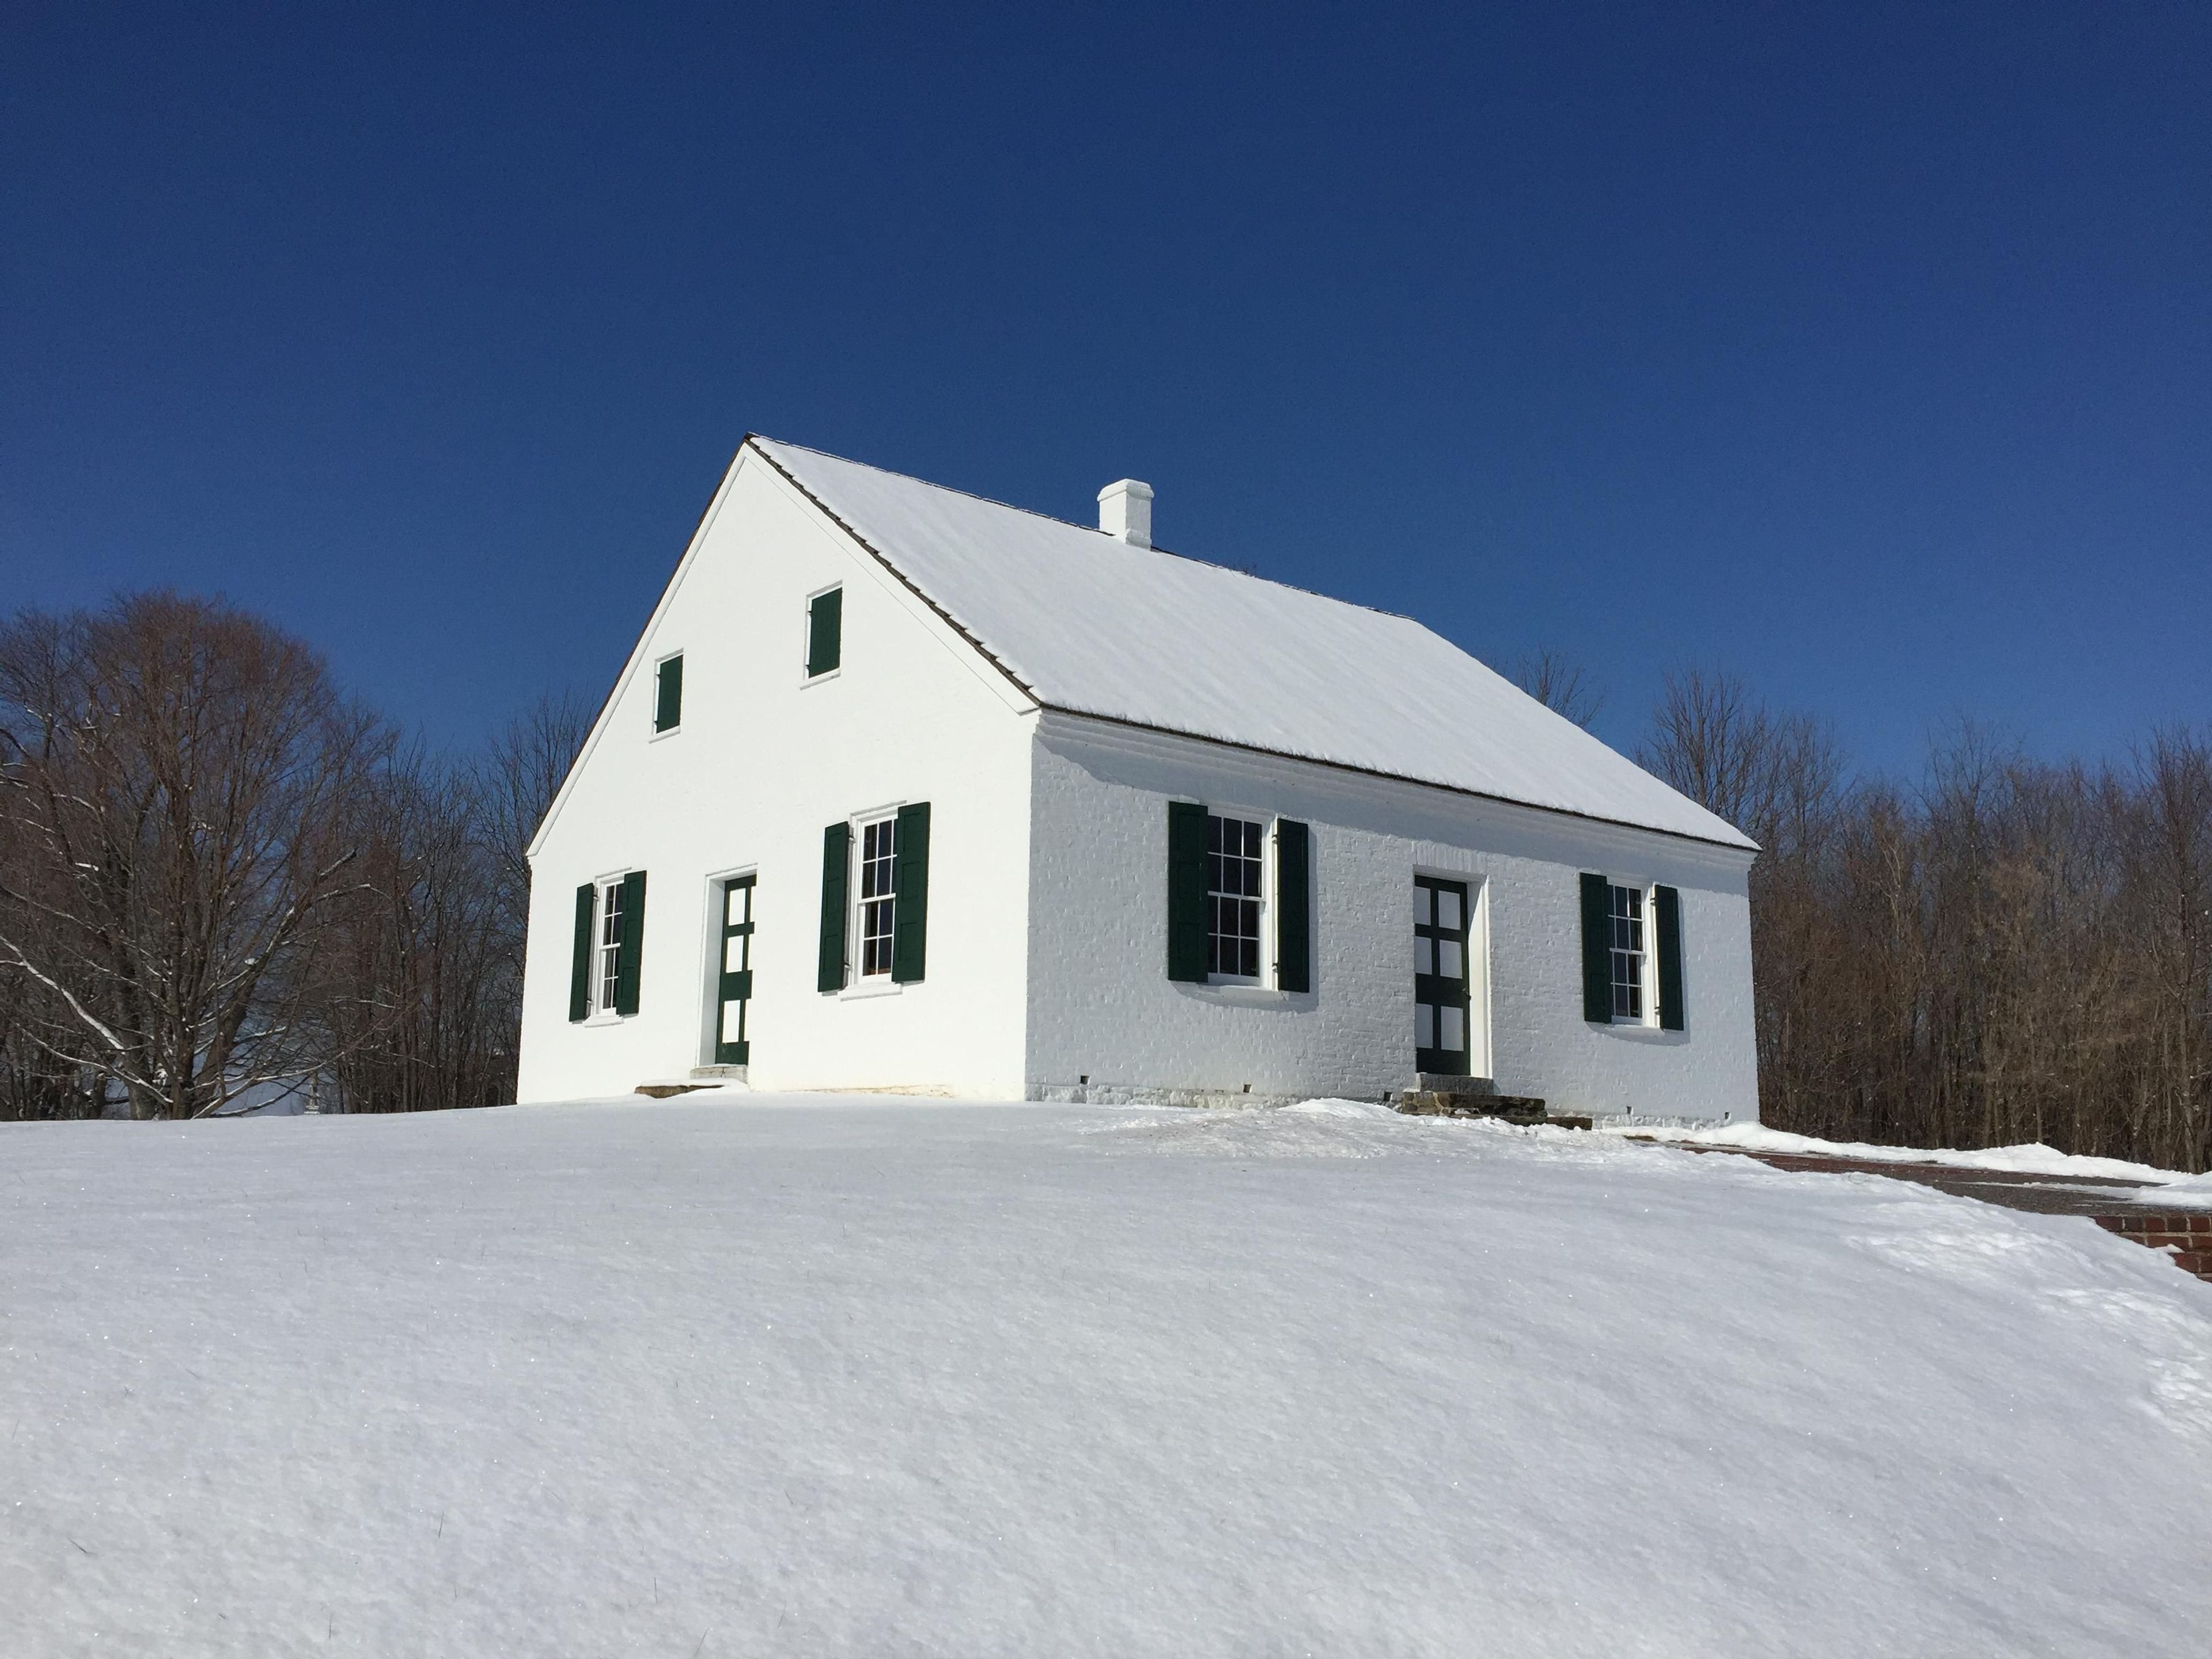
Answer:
[1097,478,1153,548]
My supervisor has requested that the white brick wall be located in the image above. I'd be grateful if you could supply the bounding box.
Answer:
[517,450,1036,1103]
[1024,714,1759,1122]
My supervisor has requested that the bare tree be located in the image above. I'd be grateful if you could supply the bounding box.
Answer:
[1512,649,1605,730]
[1638,666,1778,832]
[1643,666,2212,1172]
[476,689,593,924]
[2119,727,2212,1170]
[316,749,516,1112]
[0,594,390,1118]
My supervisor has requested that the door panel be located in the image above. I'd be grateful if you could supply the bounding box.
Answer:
[1415,876,1472,1075]
[714,876,755,1066]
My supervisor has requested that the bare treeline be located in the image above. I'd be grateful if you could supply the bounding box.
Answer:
[0,594,587,1119]
[1643,668,2212,1173]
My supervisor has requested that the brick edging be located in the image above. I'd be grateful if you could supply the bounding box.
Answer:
[2094,1213,2212,1281]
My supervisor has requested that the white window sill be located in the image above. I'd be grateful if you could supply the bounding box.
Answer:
[839,977,902,1001]
[583,1012,630,1028]
[1191,982,1289,1005]
[649,725,681,742]
[1603,1020,1678,1039]
[801,668,843,688]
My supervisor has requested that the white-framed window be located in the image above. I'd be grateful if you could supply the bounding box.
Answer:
[1609,882,1649,1022]
[597,877,628,1014]
[857,815,897,978]
[1206,812,1266,982]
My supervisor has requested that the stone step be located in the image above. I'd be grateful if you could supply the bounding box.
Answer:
[1395,1091,1591,1131]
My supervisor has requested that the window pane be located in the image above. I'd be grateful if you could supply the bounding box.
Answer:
[861,891,894,976]
[861,820,897,914]
[1416,1003,1435,1049]
[1415,937,1434,975]
[1437,890,1462,931]
[1441,1006,1465,1050]
[857,821,899,978]
[1612,940,1643,1018]
[721,1002,744,1043]
[725,937,745,972]
[598,882,623,1012]
[1204,815,1266,979]
[1438,940,1464,979]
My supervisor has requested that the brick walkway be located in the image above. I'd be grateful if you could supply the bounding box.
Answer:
[1630,1140,2212,1284]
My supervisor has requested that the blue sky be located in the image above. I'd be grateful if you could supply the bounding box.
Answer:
[5,2,2206,775]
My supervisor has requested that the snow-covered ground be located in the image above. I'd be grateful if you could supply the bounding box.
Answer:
[2142,1169,2212,1210]
[1607,1117,2196,1185]
[5,1097,2209,1657]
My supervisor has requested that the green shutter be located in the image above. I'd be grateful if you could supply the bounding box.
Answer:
[1275,819,1311,994]
[569,883,595,1021]
[1166,801,1209,983]
[892,801,931,983]
[614,870,647,1016]
[1654,884,1685,1031]
[654,654,683,732]
[807,588,843,677]
[1579,872,1612,1024]
[817,822,850,992]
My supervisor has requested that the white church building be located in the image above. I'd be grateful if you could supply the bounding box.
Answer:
[517,437,1759,1120]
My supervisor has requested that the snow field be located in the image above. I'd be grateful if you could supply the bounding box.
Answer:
[3,1096,2209,1656]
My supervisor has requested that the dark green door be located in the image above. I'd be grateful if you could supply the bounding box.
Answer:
[1415,876,1471,1075]
[714,875,755,1065]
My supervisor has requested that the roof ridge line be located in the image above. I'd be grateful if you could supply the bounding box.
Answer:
[743,437,1041,706]
[749,432,1111,539]
[746,432,1422,627]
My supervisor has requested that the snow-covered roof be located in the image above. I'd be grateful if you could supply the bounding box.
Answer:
[752,437,1755,850]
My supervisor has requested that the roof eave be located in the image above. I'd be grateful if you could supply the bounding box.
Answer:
[1034,705,1761,857]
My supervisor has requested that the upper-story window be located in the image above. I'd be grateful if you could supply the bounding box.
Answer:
[653,653,683,733]
[1206,813,1265,981]
[857,815,897,976]
[806,586,843,679]
[1609,882,1646,1021]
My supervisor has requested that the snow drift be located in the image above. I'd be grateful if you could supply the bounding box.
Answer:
[4,1097,2207,1656]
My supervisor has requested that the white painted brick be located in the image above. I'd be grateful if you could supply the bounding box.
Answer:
[1024,715,1758,1122]
[518,452,1035,1103]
